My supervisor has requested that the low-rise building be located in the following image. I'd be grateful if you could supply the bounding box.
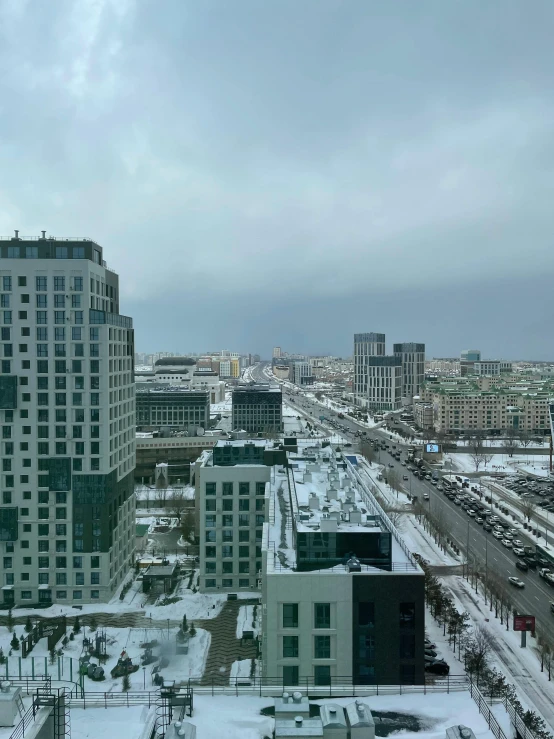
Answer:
[136,385,210,432]
[195,440,287,592]
[262,447,424,686]
[232,385,283,434]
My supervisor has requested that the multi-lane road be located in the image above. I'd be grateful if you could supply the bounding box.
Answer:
[251,362,554,632]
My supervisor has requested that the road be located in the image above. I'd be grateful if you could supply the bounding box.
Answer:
[251,362,554,633]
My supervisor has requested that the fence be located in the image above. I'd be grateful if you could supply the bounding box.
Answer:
[65,691,160,709]
[468,682,510,739]
[187,673,470,697]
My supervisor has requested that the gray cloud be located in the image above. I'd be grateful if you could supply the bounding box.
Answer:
[0,1,552,357]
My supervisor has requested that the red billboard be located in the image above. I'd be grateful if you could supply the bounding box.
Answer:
[513,615,535,632]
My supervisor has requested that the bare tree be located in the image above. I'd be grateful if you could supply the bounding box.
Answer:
[386,469,403,496]
[385,510,404,529]
[470,452,485,473]
[521,498,536,524]
[180,508,196,545]
[519,430,533,448]
[168,489,187,523]
[360,440,375,464]
[482,452,494,470]
[504,428,520,458]
[464,624,496,679]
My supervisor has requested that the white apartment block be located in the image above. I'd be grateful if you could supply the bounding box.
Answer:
[195,441,278,592]
[0,233,135,607]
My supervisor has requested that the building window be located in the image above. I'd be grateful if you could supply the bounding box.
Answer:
[314,635,331,659]
[55,247,68,259]
[400,602,415,629]
[314,603,330,629]
[222,482,233,496]
[400,633,415,659]
[314,665,331,686]
[239,499,249,511]
[282,665,299,685]
[222,545,233,559]
[282,635,298,658]
[36,277,47,291]
[283,603,298,628]
[256,482,266,496]
[205,579,216,588]
[358,602,375,627]
[239,482,250,496]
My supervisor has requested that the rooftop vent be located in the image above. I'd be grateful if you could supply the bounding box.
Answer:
[347,556,362,572]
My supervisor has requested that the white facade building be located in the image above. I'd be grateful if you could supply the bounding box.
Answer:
[195,440,277,592]
[0,233,135,607]
[293,361,313,386]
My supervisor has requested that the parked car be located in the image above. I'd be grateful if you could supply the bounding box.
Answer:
[515,560,529,572]
[425,659,450,675]
[508,577,525,588]
[425,648,438,659]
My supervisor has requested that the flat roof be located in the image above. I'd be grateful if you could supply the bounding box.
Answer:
[264,445,418,574]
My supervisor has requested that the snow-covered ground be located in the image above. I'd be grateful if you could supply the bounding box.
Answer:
[230,658,252,680]
[447,452,552,477]
[70,706,150,739]
[235,605,258,639]
[181,691,499,739]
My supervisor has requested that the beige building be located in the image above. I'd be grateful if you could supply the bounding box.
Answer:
[417,376,554,434]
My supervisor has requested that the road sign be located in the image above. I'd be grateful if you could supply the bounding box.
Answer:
[513,615,535,632]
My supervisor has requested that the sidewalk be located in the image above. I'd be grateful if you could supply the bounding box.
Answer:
[397,495,554,731]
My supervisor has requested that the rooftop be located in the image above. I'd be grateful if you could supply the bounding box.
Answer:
[264,443,419,575]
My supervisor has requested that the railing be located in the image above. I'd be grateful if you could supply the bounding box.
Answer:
[0,235,94,242]
[264,560,418,573]
[468,682,509,739]
[7,675,51,695]
[189,673,469,696]
[344,456,420,569]
[65,691,160,709]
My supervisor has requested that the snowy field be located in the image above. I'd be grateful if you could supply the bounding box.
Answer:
[447,452,552,477]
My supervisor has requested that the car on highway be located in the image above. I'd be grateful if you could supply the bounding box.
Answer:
[512,539,523,548]
[403,475,409,481]
[508,577,525,588]
[515,560,529,572]
[502,539,513,548]
[388,463,394,468]
[467,509,476,517]
[493,530,504,539]
[550,602,554,615]
[513,547,525,556]
[423,493,429,500]
[475,516,484,524]
[503,532,514,540]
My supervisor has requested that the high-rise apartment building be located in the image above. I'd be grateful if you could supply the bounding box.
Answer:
[353,333,385,399]
[273,347,282,359]
[0,232,135,607]
[393,343,425,404]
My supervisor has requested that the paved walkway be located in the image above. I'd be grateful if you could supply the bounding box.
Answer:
[197,598,260,685]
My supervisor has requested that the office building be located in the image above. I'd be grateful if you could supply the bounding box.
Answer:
[136,386,210,432]
[195,440,286,592]
[293,361,314,386]
[393,343,425,405]
[262,446,424,685]
[353,333,385,401]
[135,356,225,403]
[273,347,282,359]
[357,355,402,412]
[460,349,481,376]
[472,360,513,376]
[0,232,135,606]
[232,385,283,434]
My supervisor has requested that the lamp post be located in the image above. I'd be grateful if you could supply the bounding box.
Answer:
[143,666,146,689]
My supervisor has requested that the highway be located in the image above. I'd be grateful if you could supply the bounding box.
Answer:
[250,362,554,633]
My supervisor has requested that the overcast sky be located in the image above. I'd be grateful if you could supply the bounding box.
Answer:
[1,1,552,359]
